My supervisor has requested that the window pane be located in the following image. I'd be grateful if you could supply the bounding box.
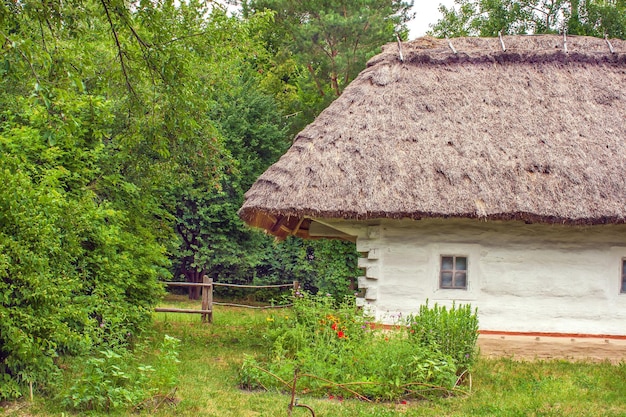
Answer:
[441,272,453,287]
[622,260,626,275]
[455,257,467,271]
[441,257,453,270]
[455,272,467,288]
[622,274,626,293]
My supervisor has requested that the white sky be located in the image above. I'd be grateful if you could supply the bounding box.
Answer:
[408,0,456,39]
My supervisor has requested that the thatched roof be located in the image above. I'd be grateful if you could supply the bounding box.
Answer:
[240,35,626,239]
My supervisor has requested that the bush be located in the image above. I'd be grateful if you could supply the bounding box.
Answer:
[239,292,478,401]
[407,301,479,374]
[0,98,167,400]
[250,237,361,301]
[60,335,180,412]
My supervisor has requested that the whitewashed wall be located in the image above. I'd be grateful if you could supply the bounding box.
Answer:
[322,218,626,336]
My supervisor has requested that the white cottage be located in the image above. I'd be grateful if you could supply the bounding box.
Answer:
[240,35,626,338]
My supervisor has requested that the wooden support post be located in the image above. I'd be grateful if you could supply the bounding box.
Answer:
[201,276,213,323]
[293,281,300,295]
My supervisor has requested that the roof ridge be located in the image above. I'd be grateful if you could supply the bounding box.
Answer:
[371,35,626,67]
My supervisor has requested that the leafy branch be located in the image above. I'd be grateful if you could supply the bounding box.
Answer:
[99,0,137,99]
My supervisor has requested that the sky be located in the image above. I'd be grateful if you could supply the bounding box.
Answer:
[408,0,456,39]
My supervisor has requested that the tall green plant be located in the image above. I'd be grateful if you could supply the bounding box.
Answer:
[408,301,479,373]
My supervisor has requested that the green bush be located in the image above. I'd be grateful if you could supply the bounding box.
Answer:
[60,335,180,412]
[0,93,167,400]
[239,292,477,401]
[407,301,479,374]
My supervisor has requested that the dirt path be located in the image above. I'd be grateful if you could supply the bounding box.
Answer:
[478,334,626,363]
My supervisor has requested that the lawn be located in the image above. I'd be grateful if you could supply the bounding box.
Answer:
[2,295,626,417]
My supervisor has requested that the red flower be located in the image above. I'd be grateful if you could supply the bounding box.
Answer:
[337,330,345,338]
[331,323,337,331]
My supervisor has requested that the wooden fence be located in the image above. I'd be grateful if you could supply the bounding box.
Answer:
[155,276,299,323]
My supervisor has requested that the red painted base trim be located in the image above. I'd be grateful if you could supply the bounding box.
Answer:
[479,330,626,340]
[375,325,626,340]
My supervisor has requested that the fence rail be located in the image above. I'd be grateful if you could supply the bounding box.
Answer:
[155,277,299,323]
[160,282,213,288]
[213,282,294,289]
[212,302,293,309]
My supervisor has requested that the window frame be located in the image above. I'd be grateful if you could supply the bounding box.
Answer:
[439,255,468,290]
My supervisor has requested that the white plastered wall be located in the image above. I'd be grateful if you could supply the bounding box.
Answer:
[325,218,626,336]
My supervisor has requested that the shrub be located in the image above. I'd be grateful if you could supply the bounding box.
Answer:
[0,112,167,399]
[60,335,180,412]
[407,301,479,373]
[253,237,361,301]
[239,292,477,401]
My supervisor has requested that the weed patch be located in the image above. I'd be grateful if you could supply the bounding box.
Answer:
[239,292,478,401]
[58,334,180,412]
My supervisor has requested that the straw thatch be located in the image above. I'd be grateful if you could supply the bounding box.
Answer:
[239,35,626,238]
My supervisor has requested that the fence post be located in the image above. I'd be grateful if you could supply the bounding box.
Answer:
[293,281,300,294]
[201,276,213,323]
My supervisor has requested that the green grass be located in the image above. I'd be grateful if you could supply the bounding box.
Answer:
[2,295,626,416]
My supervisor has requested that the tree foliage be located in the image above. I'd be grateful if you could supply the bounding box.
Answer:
[0,0,251,399]
[172,1,384,300]
[430,0,626,38]
[171,70,290,299]
[0,75,167,399]
[253,237,360,300]
[244,0,414,133]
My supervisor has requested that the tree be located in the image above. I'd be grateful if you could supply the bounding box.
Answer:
[252,237,360,300]
[244,0,413,133]
[160,12,291,298]
[0,72,168,400]
[193,72,289,285]
[217,0,411,302]
[430,0,626,38]
[570,0,626,38]
[0,0,254,398]
[169,1,401,299]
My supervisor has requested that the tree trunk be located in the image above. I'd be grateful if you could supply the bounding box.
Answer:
[184,269,203,300]
[306,63,325,97]
[331,73,340,96]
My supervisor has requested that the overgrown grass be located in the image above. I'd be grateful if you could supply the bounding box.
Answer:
[2,295,625,416]
[240,293,477,401]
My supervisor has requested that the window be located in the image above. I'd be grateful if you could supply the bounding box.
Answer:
[440,256,467,289]
[622,259,626,294]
